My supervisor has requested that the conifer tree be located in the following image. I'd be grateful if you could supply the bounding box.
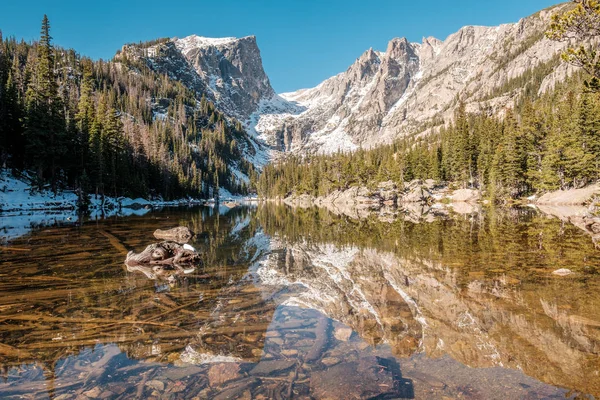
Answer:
[24,15,66,190]
[577,91,600,182]
[547,0,600,91]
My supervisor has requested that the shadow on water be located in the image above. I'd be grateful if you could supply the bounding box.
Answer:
[0,203,598,399]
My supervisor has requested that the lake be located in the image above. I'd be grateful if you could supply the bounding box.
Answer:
[0,204,599,399]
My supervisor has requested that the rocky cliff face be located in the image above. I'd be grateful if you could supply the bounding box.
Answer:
[123,35,275,122]
[250,4,574,154]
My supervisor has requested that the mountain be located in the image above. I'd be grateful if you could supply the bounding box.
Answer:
[250,4,574,154]
[122,35,275,124]
[119,4,572,160]
[0,22,269,201]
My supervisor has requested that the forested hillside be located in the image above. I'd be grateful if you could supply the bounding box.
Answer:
[0,16,257,201]
[257,72,600,200]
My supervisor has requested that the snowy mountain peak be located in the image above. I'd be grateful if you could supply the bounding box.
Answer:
[130,33,274,122]
[247,3,572,155]
[174,35,241,54]
[124,3,570,160]
[174,34,259,54]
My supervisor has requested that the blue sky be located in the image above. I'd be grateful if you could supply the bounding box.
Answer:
[1,0,562,93]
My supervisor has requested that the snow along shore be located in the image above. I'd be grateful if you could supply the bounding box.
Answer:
[0,170,254,242]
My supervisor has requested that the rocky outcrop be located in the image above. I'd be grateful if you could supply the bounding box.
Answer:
[449,188,481,203]
[285,180,482,211]
[536,183,600,205]
[123,35,275,122]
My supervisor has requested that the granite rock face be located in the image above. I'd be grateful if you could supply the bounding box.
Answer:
[122,35,275,122]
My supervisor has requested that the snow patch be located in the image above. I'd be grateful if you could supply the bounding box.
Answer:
[174,35,241,55]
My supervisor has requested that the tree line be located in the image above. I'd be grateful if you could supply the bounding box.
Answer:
[0,15,256,203]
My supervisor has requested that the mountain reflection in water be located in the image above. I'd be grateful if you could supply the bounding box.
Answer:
[0,204,598,399]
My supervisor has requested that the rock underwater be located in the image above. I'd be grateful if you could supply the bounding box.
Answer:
[153,226,195,243]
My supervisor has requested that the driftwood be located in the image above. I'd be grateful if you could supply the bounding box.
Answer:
[153,226,194,244]
[125,241,200,280]
[126,241,199,266]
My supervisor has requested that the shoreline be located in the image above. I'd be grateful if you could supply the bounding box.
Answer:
[0,170,256,242]
[1,170,256,214]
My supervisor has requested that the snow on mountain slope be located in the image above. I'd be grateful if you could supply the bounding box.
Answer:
[135,34,274,122]
[174,35,240,52]
[121,34,274,171]
[248,4,574,155]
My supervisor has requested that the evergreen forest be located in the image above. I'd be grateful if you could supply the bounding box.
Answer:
[0,16,256,201]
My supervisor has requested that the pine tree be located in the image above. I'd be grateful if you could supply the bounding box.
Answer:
[547,0,600,91]
[24,15,66,190]
[0,49,23,167]
[520,98,544,192]
[577,91,600,183]
[75,60,94,173]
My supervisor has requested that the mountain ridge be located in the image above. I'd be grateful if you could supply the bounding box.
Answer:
[124,4,572,161]
[247,4,572,156]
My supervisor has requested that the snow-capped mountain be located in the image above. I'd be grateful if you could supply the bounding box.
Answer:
[119,34,275,170]
[123,4,573,158]
[249,4,574,154]
[123,34,275,122]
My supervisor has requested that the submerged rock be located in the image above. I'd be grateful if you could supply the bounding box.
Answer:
[153,226,194,243]
[209,363,241,386]
[249,360,295,376]
[310,356,413,399]
[552,268,573,276]
[333,325,353,342]
[145,380,165,391]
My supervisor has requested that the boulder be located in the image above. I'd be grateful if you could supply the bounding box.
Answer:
[450,189,481,203]
[537,183,600,205]
[401,185,432,204]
